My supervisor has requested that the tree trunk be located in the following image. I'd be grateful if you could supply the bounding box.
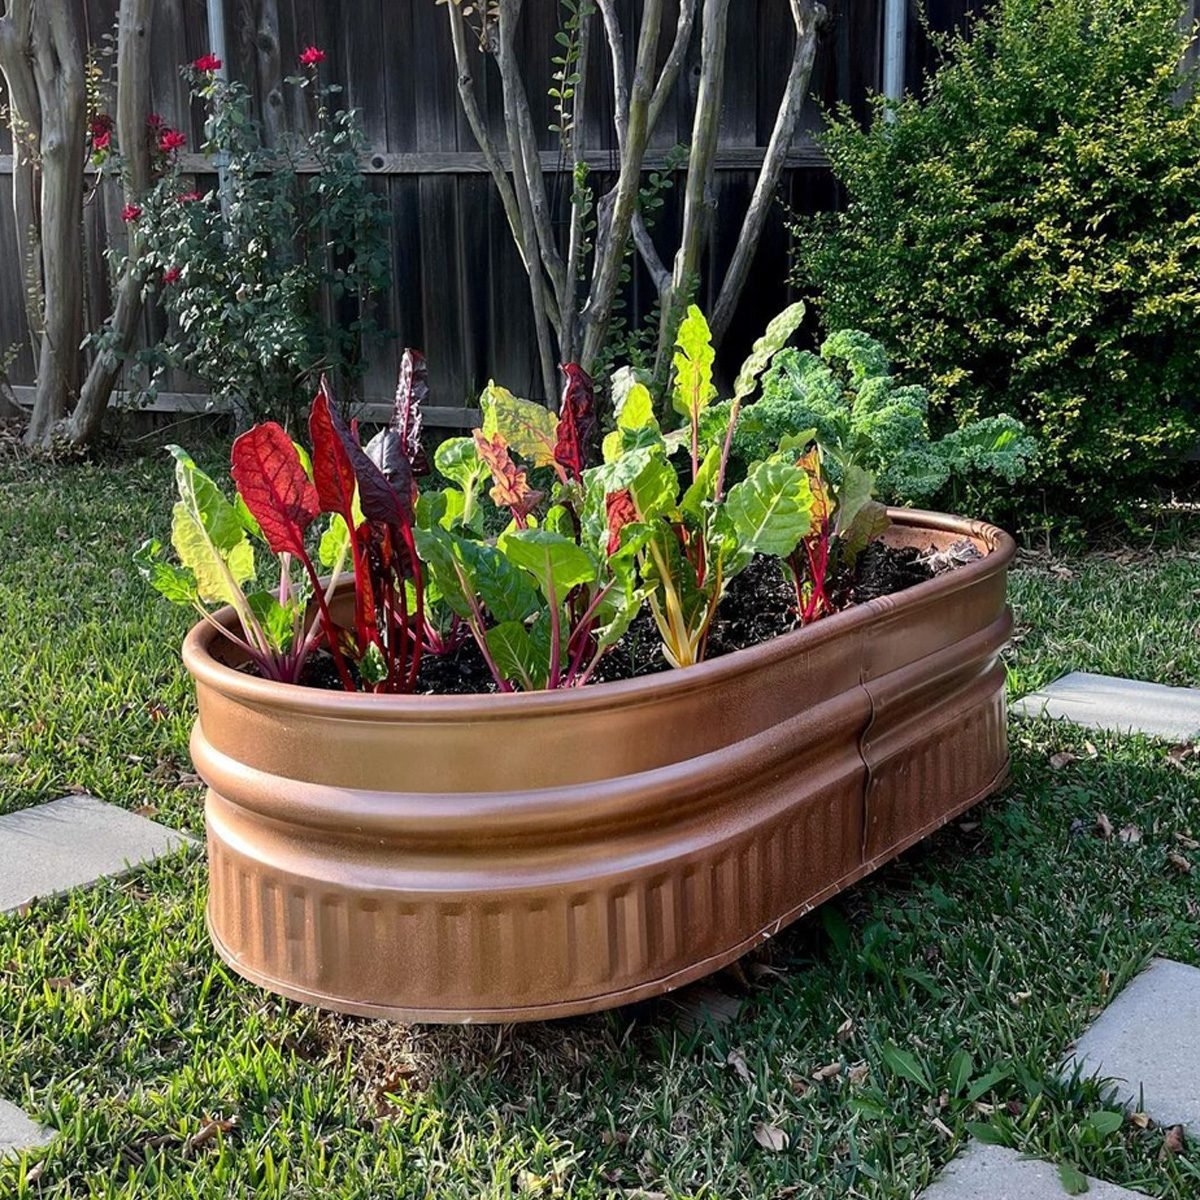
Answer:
[67,0,155,447]
[24,0,85,447]
[0,0,45,387]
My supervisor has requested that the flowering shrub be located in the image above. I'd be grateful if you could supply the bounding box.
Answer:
[126,49,390,424]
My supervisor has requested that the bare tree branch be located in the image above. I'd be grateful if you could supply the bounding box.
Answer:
[502,39,567,309]
[446,3,529,268]
[25,0,85,445]
[633,211,671,294]
[711,0,823,344]
[647,0,697,138]
[581,0,664,368]
[0,0,44,369]
[594,0,673,303]
[561,5,593,364]
[654,0,731,381]
[69,0,156,446]
[497,0,558,401]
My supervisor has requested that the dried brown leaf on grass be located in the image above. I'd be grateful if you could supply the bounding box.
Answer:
[726,1048,753,1086]
[753,1122,788,1152]
[1167,851,1193,875]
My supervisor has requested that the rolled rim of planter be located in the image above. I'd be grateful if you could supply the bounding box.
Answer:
[185,508,1016,1023]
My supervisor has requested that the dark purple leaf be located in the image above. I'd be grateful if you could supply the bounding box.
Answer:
[392,348,430,475]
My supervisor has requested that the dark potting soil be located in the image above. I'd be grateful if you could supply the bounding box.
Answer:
[293,540,980,694]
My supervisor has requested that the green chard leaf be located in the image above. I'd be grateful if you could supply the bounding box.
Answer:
[724,458,815,560]
[502,528,597,599]
[732,301,806,404]
[246,592,298,652]
[480,382,558,467]
[671,306,717,425]
[166,445,256,606]
[485,620,548,691]
[133,538,199,606]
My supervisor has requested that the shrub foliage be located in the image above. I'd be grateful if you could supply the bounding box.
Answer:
[795,0,1200,528]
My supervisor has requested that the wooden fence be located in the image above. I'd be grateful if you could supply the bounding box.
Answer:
[0,0,982,424]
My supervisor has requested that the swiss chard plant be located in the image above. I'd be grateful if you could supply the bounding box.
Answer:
[594,303,817,667]
[138,351,431,693]
[135,441,355,688]
[413,365,638,691]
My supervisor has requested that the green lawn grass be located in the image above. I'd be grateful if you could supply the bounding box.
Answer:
[1,448,1199,1198]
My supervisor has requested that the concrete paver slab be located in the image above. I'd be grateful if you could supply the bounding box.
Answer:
[0,795,195,914]
[1011,673,1200,741]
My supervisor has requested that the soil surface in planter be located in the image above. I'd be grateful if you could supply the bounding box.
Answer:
[295,539,980,695]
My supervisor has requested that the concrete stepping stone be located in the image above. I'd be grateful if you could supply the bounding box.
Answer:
[0,795,195,915]
[920,1142,1146,1198]
[1065,958,1200,1132]
[1011,672,1200,741]
[0,1098,52,1159]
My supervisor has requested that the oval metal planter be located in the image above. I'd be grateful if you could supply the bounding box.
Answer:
[184,508,1015,1023]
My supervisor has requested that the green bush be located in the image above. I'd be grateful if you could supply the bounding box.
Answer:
[794,0,1200,532]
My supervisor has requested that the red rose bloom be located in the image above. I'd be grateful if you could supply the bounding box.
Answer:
[121,204,142,222]
[162,266,181,285]
[146,112,164,130]
[89,114,113,138]
[177,191,203,203]
[92,130,112,151]
[192,53,222,72]
[298,45,326,67]
[158,128,186,153]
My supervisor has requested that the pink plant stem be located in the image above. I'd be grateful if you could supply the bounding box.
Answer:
[454,562,513,692]
[714,399,742,503]
[547,575,562,689]
[299,556,357,691]
[401,524,424,690]
[566,582,615,651]
[562,619,594,686]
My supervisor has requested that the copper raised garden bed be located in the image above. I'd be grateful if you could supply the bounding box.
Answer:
[184,508,1014,1024]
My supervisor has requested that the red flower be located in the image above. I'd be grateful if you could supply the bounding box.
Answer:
[92,130,112,151]
[146,112,164,130]
[162,266,181,285]
[192,53,222,72]
[121,204,142,222]
[298,45,326,67]
[158,128,186,153]
[89,113,113,138]
[177,191,203,203]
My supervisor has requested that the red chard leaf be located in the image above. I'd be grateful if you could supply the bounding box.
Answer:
[474,430,544,523]
[554,364,595,483]
[364,428,417,523]
[605,489,638,556]
[230,422,319,557]
[309,380,358,524]
[392,349,431,475]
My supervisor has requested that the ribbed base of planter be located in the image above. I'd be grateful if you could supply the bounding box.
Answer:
[189,510,1015,1024]
[205,762,1008,1024]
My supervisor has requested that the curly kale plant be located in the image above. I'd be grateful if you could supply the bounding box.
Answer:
[738,330,1035,508]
